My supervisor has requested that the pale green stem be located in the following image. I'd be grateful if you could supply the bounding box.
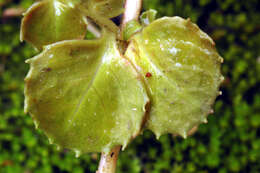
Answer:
[121,0,142,28]
[96,146,121,173]
[96,0,142,173]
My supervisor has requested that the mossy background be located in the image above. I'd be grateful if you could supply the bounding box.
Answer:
[0,0,259,172]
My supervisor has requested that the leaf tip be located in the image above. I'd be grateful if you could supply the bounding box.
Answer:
[220,76,225,82]
[181,131,187,139]
[155,132,161,140]
[48,138,54,145]
[25,59,31,64]
[219,57,224,63]
[74,149,82,158]
[33,120,39,129]
[121,141,128,151]
[202,118,208,124]
[56,145,61,151]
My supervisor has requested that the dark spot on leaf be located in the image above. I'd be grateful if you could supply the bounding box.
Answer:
[145,72,152,78]
[42,67,51,72]
[110,152,114,158]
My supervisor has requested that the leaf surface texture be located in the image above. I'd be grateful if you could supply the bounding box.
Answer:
[25,32,149,153]
[125,17,224,138]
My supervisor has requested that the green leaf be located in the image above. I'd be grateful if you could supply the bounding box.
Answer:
[77,0,125,34]
[83,0,125,19]
[125,17,224,138]
[140,9,157,26]
[20,0,87,50]
[24,31,149,154]
[123,20,142,41]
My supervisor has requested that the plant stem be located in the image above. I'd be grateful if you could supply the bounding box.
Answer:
[2,8,25,18]
[121,0,142,30]
[96,146,121,173]
[96,1,142,172]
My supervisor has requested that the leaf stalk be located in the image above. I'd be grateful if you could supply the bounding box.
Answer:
[96,146,121,173]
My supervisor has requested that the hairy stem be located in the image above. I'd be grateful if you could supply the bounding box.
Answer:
[96,146,121,173]
[121,0,142,30]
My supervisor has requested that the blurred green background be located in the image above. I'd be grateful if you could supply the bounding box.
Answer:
[0,0,259,172]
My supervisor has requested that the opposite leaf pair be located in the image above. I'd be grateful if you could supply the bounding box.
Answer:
[22,0,223,156]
